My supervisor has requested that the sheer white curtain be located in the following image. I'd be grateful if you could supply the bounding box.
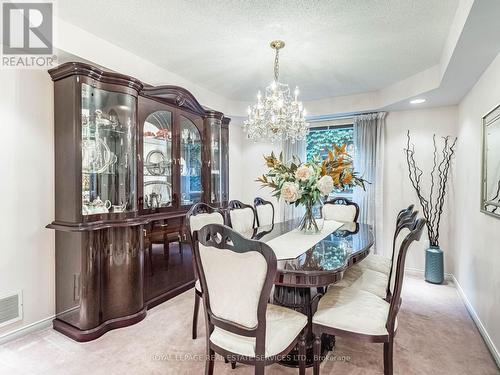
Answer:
[281,139,306,221]
[353,112,386,253]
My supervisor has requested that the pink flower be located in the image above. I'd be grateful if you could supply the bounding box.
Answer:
[281,182,301,203]
[295,165,313,181]
[317,175,334,195]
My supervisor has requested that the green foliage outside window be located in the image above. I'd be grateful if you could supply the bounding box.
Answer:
[306,126,354,162]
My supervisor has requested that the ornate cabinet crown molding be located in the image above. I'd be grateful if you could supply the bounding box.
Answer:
[48,62,144,92]
[141,85,222,118]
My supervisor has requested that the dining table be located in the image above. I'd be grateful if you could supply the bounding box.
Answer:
[242,219,374,367]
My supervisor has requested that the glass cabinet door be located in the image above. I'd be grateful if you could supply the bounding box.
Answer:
[210,118,222,203]
[180,115,202,206]
[220,122,229,203]
[142,111,173,210]
[81,83,137,216]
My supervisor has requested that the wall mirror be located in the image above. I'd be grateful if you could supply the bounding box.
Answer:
[482,103,500,217]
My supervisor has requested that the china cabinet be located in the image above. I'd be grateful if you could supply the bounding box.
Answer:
[47,62,230,341]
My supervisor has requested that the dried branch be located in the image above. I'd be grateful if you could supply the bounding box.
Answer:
[404,130,457,247]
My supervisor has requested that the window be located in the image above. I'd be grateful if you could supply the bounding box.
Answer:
[306,124,354,197]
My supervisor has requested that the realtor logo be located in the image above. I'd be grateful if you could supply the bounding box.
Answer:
[2,2,56,67]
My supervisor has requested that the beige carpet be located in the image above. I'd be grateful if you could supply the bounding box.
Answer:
[0,276,498,375]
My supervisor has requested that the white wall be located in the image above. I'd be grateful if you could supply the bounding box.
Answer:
[239,136,283,222]
[0,70,55,337]
[228,119,244,201]
[383,107,458,272]
[454,52,500,357]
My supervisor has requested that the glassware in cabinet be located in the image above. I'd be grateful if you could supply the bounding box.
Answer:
[179,115,203,206]
[142,110,174,209]
[81,83,137,216]
[210,117,222,204]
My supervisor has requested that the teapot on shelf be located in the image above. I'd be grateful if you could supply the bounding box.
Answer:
[82,196,112,215]
[146,192,162,208]
[112,202,127,213]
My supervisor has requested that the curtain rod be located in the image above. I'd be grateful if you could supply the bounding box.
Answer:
[306,111,379,123]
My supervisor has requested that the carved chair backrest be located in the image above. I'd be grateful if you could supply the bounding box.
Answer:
[186,202,225,236]
[227,200,257,234]
[254,197,275,227]
[322,198,360,222]
[186,203,226,285]
[387,209,418,298]
[386,218,426,334]
[193,224,276,358]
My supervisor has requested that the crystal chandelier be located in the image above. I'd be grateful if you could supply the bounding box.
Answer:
[243,40,309,143]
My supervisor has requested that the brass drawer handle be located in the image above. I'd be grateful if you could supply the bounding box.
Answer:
[159,223,169,228]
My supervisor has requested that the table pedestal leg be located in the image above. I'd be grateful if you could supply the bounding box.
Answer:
[273,285,334,367]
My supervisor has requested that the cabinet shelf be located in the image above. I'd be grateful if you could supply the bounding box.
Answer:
[143,137,172,146]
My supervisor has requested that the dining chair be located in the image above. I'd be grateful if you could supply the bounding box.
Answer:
[312,217,426,375]
[227,200,257,234]
[186,202,225,340]
[144,230,183,276]
[357,205,415,275]
[334,208,418,300]
[322,198,360,222]
[193,224,307,375]
[254,197,275,227]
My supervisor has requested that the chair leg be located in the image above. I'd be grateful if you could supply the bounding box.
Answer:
[313,333,321,375]
[192,292,201,339]
[205,347,214,375]
[384,337,394,375]
[298,333,306,375]
[254,361,265,375]
[224,357,236,369]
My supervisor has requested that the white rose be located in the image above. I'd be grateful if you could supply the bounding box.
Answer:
[317,175,334,196]
[281,182,301,203]
[295,165,314,181]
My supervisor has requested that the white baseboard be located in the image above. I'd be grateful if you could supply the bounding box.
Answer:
[0,315,54,346]
[404,266,453,281]
[452,274,500,368]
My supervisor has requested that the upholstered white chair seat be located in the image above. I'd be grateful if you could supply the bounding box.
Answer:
[323,204,357,222]
[210,304,307,358]
[335,266,388,299]
[313,286,396,336]
[339,221,357,233]
[195,279,201,292]
[357,253,392,275]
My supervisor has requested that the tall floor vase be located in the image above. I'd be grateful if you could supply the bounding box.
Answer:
[425,246,444,284]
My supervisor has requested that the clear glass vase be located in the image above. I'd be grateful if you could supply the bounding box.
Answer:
[299,199,324,234]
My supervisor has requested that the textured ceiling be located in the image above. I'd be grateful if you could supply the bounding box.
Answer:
[58,0,459,101]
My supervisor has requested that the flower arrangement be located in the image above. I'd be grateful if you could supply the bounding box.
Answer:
[257,144,366,232]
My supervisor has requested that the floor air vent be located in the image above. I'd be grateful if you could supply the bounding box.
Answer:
[0,292,22,328]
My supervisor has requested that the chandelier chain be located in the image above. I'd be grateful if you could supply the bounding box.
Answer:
[274,49,280,81]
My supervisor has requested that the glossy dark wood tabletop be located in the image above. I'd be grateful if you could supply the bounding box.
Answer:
[244,219,374,287]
